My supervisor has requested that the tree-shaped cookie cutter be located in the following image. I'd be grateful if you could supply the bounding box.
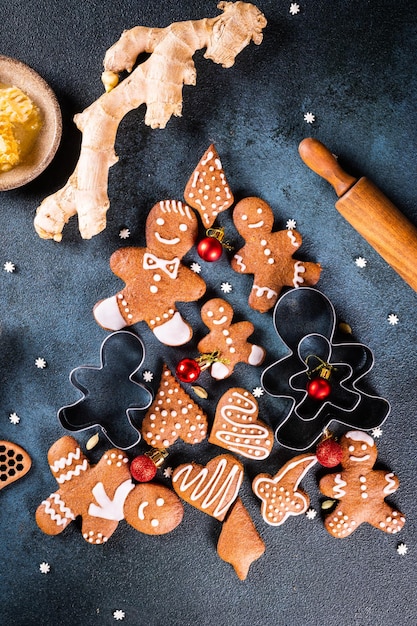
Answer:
[58,331,152,450]
[261,287,390,450]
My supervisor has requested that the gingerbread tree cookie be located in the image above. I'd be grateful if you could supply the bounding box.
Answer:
[197,297,265,379]
[141,363,208,449]
[94,200,206,345]
[231,197,321,312]
[319,430,405,537]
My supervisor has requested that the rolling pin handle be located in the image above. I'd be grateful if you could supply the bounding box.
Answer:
[298,138,357,198]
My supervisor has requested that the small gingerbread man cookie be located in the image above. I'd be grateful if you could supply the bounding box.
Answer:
[319,430,405,537]
[197,298,265,379]
[231,197,321,312]
[94,200,206,345]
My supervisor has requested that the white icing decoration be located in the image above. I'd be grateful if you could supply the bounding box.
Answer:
[234,254,246,272]
[55,459,89,484]
[50,447,82,473]
[42,493,75,526]
[93,295,126,330]
[252,284,277,299]
[332,474,347,498]
[349,454,370,463]
[345,431,375,447]
[286,230,299,247]
[248,344,265,366]
[143,253,180,279]
[138,501,148,520]
[384,472,397,495]
[292,261,306,288]
[152,311,192,346]
[172,458,243,519]
[212,315,228,325]
[248,220,264,229]
[88,479,135,521]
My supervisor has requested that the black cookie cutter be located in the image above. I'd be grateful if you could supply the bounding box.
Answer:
[261,287,390,451]
[58,331,153,450]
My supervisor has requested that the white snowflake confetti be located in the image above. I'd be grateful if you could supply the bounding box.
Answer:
[371,427,383,439]
[355,257,367,268]
[143,370,154,383]
[220,282,232,294]
[397,543,408,556]
[39,562,50,574]
[163,466,173,479]
[119,228,130,239]
[9,412,20,425]
[289,3,300,15]
[252,386,264,398]
[113,610,125,621]
[304,112,315,124]
[387,313,399,326]
[3,261,16,273]
[190,262,202,274]
[35,357,47,369]
[286,219,297,230]
[306,508,317,520]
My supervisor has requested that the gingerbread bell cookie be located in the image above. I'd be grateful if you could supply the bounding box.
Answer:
[319,430,405,537]
[184,144,234,228]
[94,200,206,345]
[197,298,265,379]
[209,388,273,460]
[231,197,321,312]
[0,440,31,490]
[141,363,208,449]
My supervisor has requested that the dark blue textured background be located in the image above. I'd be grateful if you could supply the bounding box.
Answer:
[1,1,417,624]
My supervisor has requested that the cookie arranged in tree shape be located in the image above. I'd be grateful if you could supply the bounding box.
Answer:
[172,454,244,521]
[184,144,234,227]
[94,200,206,345]
[209,388,273,460]
[0,440,31,490]
[217,497,265,580]
[197,298,266,379]
[252,454,317,526]
[319,430,405,537]
[141,363,208,449]
[231,197,321,312]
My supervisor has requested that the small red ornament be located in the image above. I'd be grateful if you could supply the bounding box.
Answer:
[307,377,332,400]
[316,437,343,467]
[176,358,201,383]
[197,236,223,262]
[130,455,158,482]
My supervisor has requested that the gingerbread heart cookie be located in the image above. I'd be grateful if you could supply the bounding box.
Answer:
[141,363,208,449]
[209,388,273,460]
[172,454,243,521]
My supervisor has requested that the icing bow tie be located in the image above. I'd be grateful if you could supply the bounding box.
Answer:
[143,253,180,279]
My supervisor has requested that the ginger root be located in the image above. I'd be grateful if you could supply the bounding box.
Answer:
[34,2,267,241]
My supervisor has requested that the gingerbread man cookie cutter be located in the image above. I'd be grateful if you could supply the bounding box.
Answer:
[261,287,390,450]
[58,331,152,450]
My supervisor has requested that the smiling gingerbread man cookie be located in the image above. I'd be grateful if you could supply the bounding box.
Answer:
[197,297,265,379]
[231,197,321,312]
[319,430,405,537]
[94,200,206,345]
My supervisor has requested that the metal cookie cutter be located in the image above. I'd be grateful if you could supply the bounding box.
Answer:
[261,287,390,450]
[58,331,153,450]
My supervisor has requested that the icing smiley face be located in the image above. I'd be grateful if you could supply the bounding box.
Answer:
[146,200,198,259]
[342,431,377,468]
[233,197,274,238]
[124,483,184,535]
[201,298,233,328]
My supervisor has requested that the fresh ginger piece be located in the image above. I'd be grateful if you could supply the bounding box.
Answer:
[35,2,267,241]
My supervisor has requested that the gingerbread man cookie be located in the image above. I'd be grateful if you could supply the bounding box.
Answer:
[319,430,405,537]
[94,200,206,345]
[252,454,317,526]
[231,197,321,312]
[197,298,265,379]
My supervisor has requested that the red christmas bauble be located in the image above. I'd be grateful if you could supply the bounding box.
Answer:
[197,236,223,262]
[130,455,157,482]
[175,358,201,383]
[316,438,343,467]
[306,377,331,400]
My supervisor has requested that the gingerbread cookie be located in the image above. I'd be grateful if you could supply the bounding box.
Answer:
[172,454,244,521]
[231,197,321,312]
[36,436,134,544]
[209,388,273,460]
[217,497,265,580]
[142,363,208,449]
[197,298,265,379]
[94,200,206,345]
[319,430,405,537]
[184,144,234,227]
[252,454,317,526]
[0,440,31,490]
[124,482,183,535]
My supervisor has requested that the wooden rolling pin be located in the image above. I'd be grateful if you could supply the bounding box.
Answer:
[298,137,417,292]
